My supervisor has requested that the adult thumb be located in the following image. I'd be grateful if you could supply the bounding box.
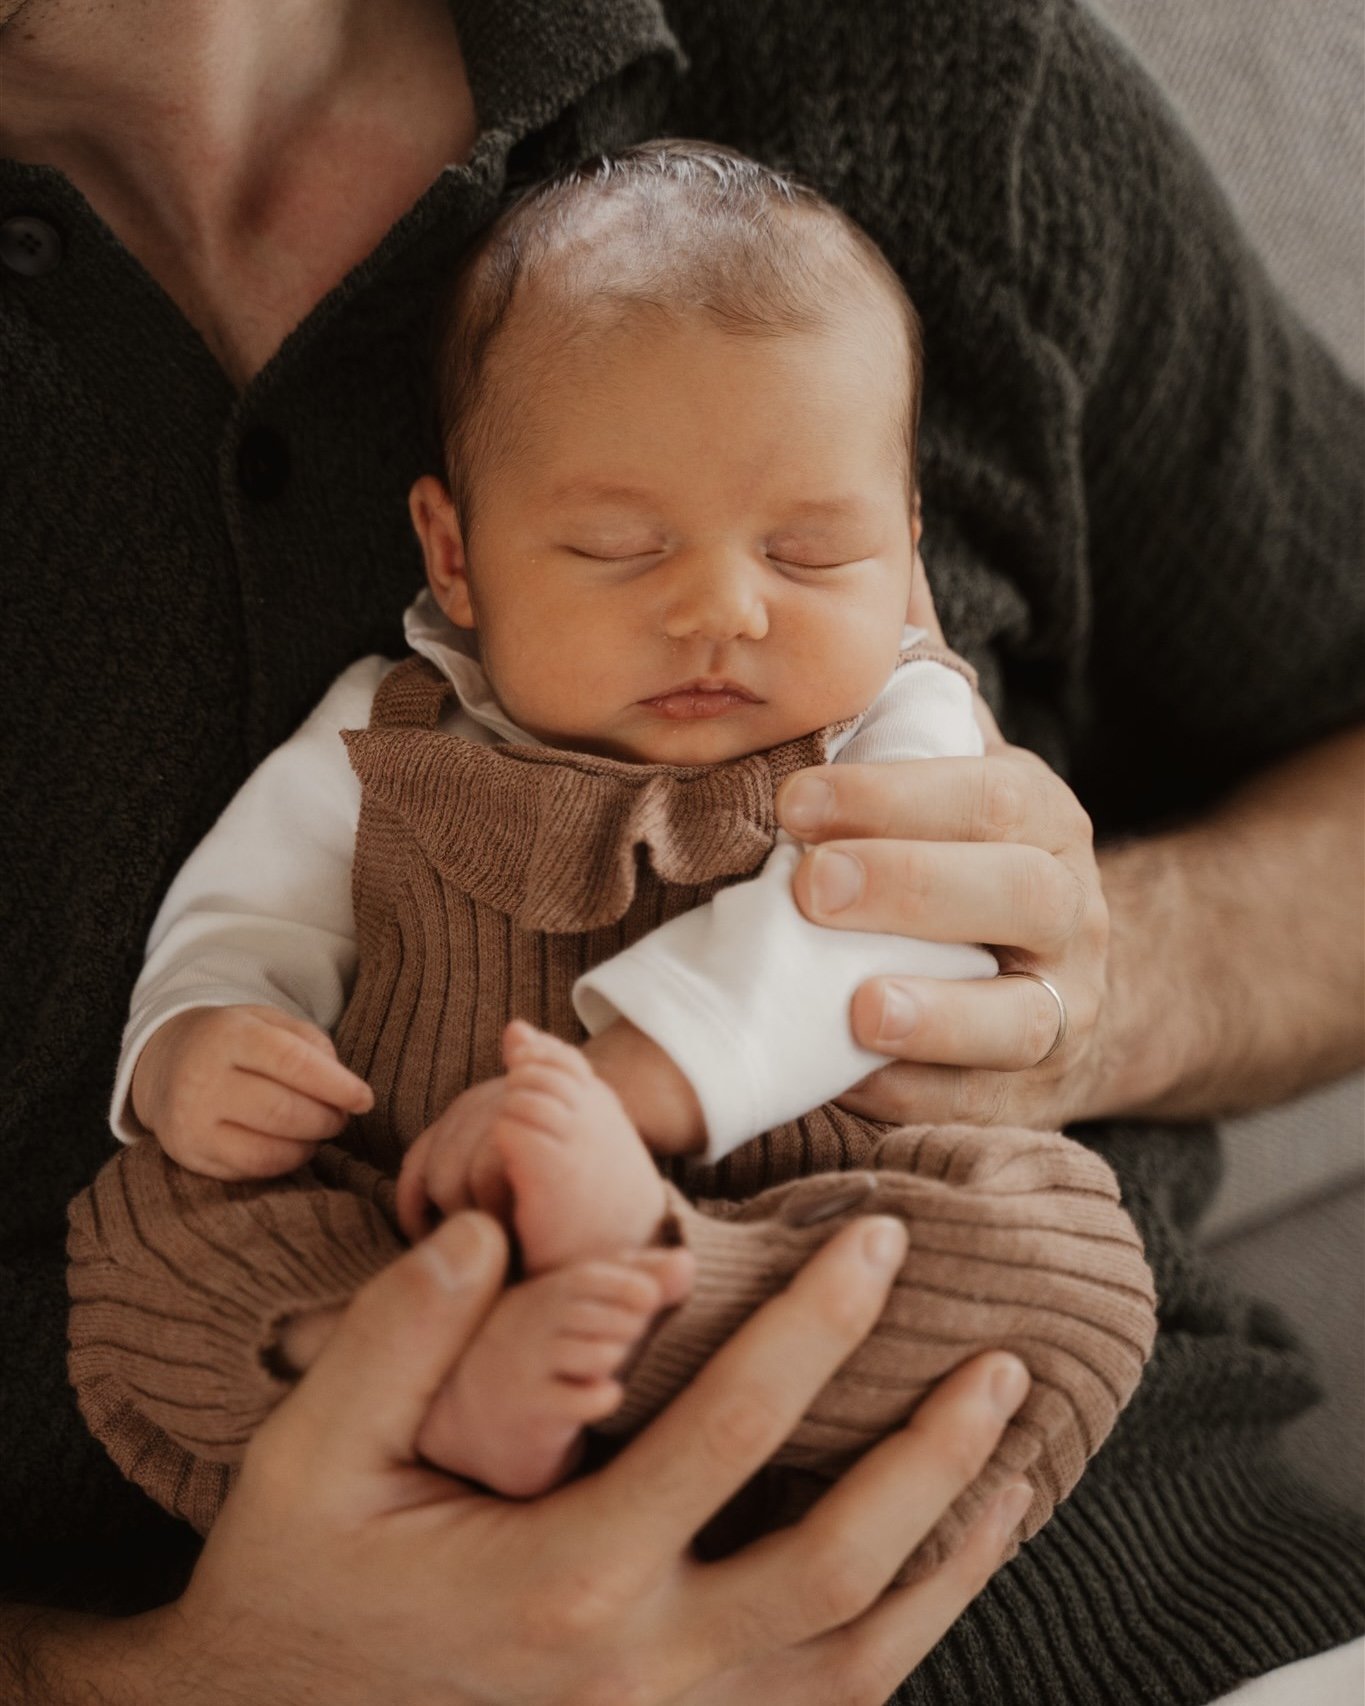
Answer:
[264,1212,509,1482]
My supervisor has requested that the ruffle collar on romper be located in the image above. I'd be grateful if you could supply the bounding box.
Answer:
[343,653,841,934]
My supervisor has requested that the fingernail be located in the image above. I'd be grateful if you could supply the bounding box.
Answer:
[809,848,863,915]
[875,982,919,1045]
[419,1215,488,1292]
[987,1355,1030,1418]
[778,775,833,835]
[990,1480,1033,1541]
[860,1217,907,1269]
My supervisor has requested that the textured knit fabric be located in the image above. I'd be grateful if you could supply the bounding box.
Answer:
[2,0,1361,1695]
[67,654,1157,1577]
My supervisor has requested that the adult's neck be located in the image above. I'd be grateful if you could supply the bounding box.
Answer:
[0,0,477,384]
[1,0,468,245]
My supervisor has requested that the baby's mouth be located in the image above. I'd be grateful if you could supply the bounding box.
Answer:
[638,679,763,720]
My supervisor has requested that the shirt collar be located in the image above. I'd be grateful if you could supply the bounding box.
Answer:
[450,0,685,142]
[403,588,540,745]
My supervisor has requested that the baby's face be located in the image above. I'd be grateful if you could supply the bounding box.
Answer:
[417,307,917,765]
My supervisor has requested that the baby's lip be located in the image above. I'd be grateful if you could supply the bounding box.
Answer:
[637,679,765,722]
[639,678,762,704]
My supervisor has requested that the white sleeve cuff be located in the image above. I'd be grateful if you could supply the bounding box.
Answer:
[575,842,996,1162]
[107,657,382,1144]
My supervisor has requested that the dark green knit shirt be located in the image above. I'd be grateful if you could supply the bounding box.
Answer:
[2,1,1361,1699]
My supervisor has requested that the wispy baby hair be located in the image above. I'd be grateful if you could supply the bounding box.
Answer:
[435,138,924,534]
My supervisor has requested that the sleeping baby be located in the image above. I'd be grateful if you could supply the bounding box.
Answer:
[107,140,1156,1576]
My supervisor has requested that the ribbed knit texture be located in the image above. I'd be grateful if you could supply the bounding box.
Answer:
[69,652,1156,1573]
[0,0,1356,1689]
[613,1124,1156,1585]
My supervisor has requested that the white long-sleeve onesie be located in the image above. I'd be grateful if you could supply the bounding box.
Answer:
[112,592,995,1162]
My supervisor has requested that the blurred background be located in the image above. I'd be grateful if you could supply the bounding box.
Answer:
[1089,0,1364,1516]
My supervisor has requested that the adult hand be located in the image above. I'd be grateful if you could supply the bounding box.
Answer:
[778,557,1110,1132]
[147,1212,1028,1706]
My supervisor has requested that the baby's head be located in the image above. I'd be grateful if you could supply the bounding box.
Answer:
[411,139,925,764]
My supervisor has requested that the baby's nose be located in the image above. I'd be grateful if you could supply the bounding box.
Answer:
[661,556,769,642]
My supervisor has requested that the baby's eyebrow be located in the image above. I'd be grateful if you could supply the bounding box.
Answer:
[547,479,658,508]
[775,496,873,524]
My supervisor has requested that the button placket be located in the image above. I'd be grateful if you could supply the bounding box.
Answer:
[236,426,291,500]
[0,214,63,277]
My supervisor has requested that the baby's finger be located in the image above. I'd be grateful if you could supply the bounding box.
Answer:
[228,1071,352,1142]
[467,1134,515,1221]
[245,1015,375,1114]
[395,1128,437,1243]
[192,1125,320,1180]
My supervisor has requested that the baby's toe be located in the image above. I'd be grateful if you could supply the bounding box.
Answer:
[503,1020,593,1081]
[498,1085,575,1142]
[552,1332,639,1383]
[556,1378,624,1426]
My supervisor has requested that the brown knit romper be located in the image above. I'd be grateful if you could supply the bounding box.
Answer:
[331,656,1158,1578]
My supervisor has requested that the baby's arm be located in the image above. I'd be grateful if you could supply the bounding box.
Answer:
[116,658,386,1176]
[574,648,997,1161]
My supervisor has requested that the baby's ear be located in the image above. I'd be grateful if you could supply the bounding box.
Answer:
[910,489,923,549]
[409,475,476,628]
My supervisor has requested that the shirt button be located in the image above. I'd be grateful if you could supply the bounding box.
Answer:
[236,426,291,500]
[0,215,63,278]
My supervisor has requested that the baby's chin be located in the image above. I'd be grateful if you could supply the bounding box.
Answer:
[587,708,830,768]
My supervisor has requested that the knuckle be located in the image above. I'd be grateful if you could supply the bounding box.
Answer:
[262,1088,296,1131]
[517,1566,625,1650]
[700,1387,779,1469]
[801,1538,875,1629]
[1083,890,1111,958]
[931,1415,996,1488]
[952,1069,1008,1126]
[1020,996,1059,1066]
[836,1640,902,1706]
[353,1249,443,1335]
[893,843,935,906]
[577,1675,654,1706]
[1065,796,1096,851]
[979,765,1027,841]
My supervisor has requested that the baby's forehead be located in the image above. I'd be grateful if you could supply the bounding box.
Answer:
[491,239,910,390]
[436,154,922,516]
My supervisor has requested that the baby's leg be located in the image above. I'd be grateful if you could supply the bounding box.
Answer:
[417,1246,692,1497]
[491,1021,670,1275]
[594,1123,1158,1582]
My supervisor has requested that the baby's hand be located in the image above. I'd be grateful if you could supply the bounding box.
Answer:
[395,1076,513,1243]
[130,1004,374,1180]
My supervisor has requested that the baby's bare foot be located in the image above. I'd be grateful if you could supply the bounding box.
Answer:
[416,1247,692,1498]
[493,1021,670,1274]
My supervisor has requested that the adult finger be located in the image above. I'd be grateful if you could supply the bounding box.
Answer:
[690,1352,1029,1671]
[583,1217,907,1562]
[849,973,1077,1070]
[247,1012,375,1113]
[775,754,1083,854]
[837,1059,1019,1129]
[796,1478,1034,1704]
[793,838,1085,955]
[260,1211,508,1485]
